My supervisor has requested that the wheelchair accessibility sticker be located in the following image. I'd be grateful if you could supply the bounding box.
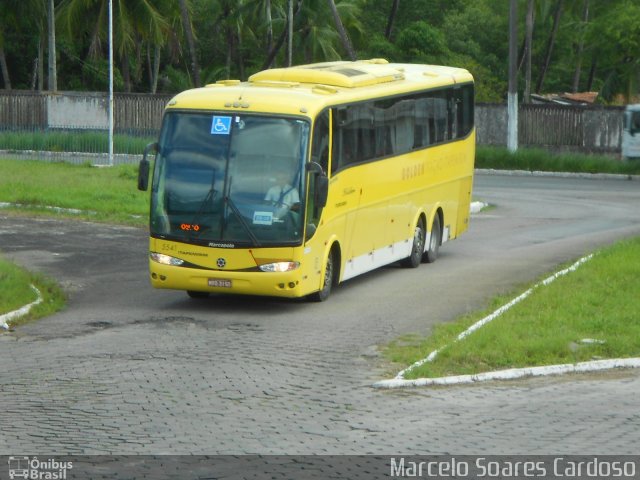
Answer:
[211,116,232,135]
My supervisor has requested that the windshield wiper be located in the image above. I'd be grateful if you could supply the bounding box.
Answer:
[224,194,261,247]
[189,168,217,239]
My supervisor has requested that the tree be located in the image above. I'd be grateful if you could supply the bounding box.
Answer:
[0,34,11,89]
[0,0,47,90]
[396,21,449,64]
[571,0,589,93]
[535,0,564,93]
[327,0,356,61]
[523,0,534,102]
[57,0,173,92]
[585,0,640,102]
[384,0,400,40]
[179,0,200,87]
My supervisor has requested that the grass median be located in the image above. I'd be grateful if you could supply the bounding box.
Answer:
[0,255,66,329]
[383,237,640,379]
[0,158,146,329]
[0,159,149,226]
[0,129,153,154]
[476,146,640,175]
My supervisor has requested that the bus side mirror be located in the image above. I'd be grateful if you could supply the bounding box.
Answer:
[316,175,329,208]
[138,142,158,191]
[306,161,328,207]
[306,161,324,175]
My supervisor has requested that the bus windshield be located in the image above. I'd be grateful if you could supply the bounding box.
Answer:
[150,112,310,247]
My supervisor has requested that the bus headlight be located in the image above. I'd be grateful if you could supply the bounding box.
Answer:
[259,261,300,272]
[150,252,185,266]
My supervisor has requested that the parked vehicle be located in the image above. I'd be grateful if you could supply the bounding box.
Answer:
[622,104,640,159]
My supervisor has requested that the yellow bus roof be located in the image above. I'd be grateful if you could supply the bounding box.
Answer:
[166,59,474,118]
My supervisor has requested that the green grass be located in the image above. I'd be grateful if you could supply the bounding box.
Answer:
[0,159,148,226]
[384,237,640,379]
[476,146,640,175]
[0,255,66,328]
[0,129,154,154]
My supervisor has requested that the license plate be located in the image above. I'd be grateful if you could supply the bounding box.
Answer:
[208,279,232,288]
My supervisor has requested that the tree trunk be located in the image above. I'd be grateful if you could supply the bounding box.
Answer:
[236,25,245,80]
[327,0,356,61]
[262,25,288,70]
[38,35,44,91]
[262,1,303,70]
[571,0,589,93]
[535,0,564,93]
[265,0,273,57]
[0,45,11,89]
[287,0,293,66]
[31,50,39,90]
[179,0,201,87]
[122,56,131,92]
[385,0,400,40]
[147,44,161,93]
[586,58,596,91]
[523,0,534,102]
[226,25,233,79]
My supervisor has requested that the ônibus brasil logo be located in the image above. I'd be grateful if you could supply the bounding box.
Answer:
[8,457,73,480]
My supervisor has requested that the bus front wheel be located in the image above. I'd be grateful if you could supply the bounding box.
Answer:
[310,249,335,302]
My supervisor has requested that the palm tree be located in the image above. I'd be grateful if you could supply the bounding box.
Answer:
[326,0,356,60]
[57,0,171,92]
[571,0,589,93]
[535,0,564,93]
[523,0,534,102]
[0,0,47,90]
[385,0,400,40]
[178,0,200,87]
[0,27,11,89]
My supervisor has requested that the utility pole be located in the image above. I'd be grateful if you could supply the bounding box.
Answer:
[47,0,57,91]
[108,0,114,166]
[507,0,518,152]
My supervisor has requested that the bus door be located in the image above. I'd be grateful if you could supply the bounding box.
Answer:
[329,107,364,275]
[331,106,395,278]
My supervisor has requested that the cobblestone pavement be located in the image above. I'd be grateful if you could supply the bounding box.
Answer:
[1,173,639,455]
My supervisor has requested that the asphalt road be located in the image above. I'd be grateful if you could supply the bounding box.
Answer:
[1,172,639,456]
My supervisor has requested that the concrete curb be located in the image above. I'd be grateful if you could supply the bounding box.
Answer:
[475,168,640,181]
[374,253,640,389]
[373,358,640,388]
[0,284,43,330]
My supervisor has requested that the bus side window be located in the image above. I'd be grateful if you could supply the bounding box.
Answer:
[312,110,330,173]
[331,108,347,174]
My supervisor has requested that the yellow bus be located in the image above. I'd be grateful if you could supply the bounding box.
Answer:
[137,59,475,301]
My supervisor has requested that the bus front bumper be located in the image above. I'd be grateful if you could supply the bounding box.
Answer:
[149,261,306,298]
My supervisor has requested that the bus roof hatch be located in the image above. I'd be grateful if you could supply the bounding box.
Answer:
[249,60,405,89]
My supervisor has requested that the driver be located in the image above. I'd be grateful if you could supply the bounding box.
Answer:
[265,167,300,216]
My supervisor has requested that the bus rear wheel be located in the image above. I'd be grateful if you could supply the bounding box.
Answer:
[422,214,441,263]
[401,217,425,268]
